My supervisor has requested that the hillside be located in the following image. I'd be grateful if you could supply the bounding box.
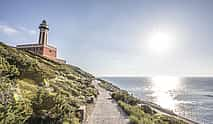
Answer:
[0,42,98,124]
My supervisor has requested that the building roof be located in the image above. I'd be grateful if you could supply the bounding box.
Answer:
[16,43,56,50]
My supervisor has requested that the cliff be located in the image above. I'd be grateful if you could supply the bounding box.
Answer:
[0,42,98,124]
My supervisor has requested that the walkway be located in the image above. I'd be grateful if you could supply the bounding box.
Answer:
[86,80,129,124]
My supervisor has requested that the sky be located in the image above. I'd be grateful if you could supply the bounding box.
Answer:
[0,0,213,77]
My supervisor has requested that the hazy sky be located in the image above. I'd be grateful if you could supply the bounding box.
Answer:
[0,0,213,76]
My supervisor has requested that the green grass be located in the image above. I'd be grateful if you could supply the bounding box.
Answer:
[112,91,141,105]
[118,100,188,124]
[0,42,98,124]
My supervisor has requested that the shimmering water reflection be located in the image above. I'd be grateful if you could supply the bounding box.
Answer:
[150,76,181,110]
[104,77,213,123]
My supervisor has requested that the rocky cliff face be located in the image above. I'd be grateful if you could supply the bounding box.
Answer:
[0,42,98,124]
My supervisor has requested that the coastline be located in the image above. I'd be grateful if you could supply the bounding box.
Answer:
[97,78,198,124]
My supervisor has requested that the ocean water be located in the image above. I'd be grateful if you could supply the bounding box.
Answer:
[103,77,213,124]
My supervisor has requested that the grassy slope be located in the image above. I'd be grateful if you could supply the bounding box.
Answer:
[0,42,98,124]
[98,78,194,124]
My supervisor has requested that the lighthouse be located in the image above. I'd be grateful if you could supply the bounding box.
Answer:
[16,20,65,63]
[38,20,49,45]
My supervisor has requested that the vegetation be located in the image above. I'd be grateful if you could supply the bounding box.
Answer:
[0,42,98,124]
[98,79,189,124]
[112,91,141,105]
[97,78,120,92]
[117,98,188,124]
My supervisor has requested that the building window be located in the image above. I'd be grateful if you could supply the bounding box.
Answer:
[49,50,52,53]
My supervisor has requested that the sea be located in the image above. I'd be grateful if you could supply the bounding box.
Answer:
[103,76,213,124]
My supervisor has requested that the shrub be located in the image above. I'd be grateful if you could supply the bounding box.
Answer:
[129,115,140,124]
[112,91,140,105]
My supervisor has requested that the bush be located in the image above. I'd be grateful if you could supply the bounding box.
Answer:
[129,115,140,124]
[112,91,140,105]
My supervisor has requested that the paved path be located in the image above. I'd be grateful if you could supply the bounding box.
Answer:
[86,80,129,124]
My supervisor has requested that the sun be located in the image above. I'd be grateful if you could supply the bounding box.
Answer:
[147,31,173,55]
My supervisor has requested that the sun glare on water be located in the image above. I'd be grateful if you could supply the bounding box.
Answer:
[151,76,181,110]
[151,76,180,91]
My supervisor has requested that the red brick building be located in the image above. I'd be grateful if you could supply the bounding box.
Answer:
[16,20,65,63]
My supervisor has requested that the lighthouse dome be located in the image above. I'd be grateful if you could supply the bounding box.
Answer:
[42,20,47,24]
[39,20,49,30]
